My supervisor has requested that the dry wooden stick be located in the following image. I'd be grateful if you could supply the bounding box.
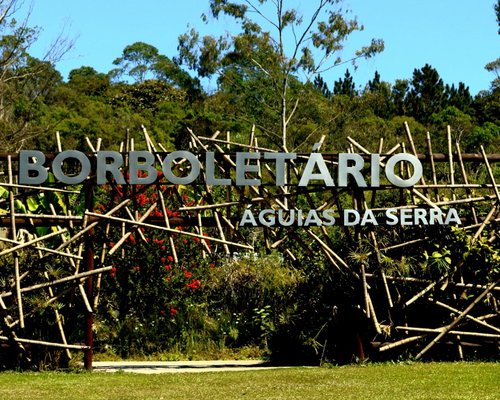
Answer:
[0,182,79,194]
[471,205,497,244]
[378,335,427,352]
[404,121,427,187]
[1,266,113,298]
[7,156,24,328]
[86,211,253,250]
[44,271,72,359]
[447,126,456,201]
[0,335,90,350]
[425,132,440,202]
[481,145,500,202]
[49,199,131,254]
[415,277,500,359]
[380,237,429,252]
[365,273,500,292]
[158,190,179,264]
[0,236,82,260]
[0,229,67,257]
[107,203,158,256]
[455,141,478,224]
[367,294,382,334]
[396,326,500,339]
[428,298,500,334]
[404,275,446,307]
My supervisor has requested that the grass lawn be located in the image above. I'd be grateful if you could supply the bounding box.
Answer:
[0,362,498,400]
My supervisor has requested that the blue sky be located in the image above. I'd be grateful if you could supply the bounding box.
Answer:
[18,0,500,94]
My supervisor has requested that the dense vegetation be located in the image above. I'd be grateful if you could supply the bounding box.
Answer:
[0,0,499,368]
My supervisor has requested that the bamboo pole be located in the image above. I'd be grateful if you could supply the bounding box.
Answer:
[361,263,370,317]
[378,335,427,352]
[396,326,500,339]
[0,335,90,350]
[456,141,478,224]
[415,278,500,359]
[426,132,440,202]
[0,236,82,260]
[86,211,253,250]
[7,157,24,329]
[447,126,456,201]
[365,273,500,292]
[0,182,80,194]
[0,266,113,298]
[0,229,67,257]
[481,145,500,202]
[428,298,500,334]
[49,199,131,254]
[107,202,158,256]
[44,271,72,359]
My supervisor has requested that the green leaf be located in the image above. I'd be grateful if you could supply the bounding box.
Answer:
[27,197,40,213]
[0,186,9,199]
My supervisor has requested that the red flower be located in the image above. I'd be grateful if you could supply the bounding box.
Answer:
[165,265,172,271]
[210,263,215,269]
[161,257,166,264]
[186,279,201,289]
[184,270,192,279]
[167,255,174,262]
[170,307,178,316]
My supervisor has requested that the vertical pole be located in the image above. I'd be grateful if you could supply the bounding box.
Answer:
[83,179,95,370]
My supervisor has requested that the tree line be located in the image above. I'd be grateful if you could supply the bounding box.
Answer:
[0,0,498,156]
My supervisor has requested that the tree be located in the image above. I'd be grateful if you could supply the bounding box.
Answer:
[405,64,445,123]
[313,74,331,98]
[110,41,202,100]
[0,0,72,150]
[176,0,383,150]
[333,68,356,96]
[444,82,472,113]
